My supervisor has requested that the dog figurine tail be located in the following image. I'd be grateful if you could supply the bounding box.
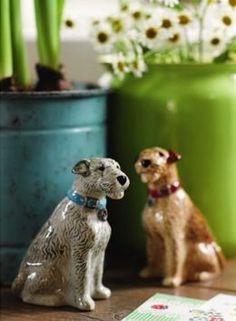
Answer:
[213,242,226,270]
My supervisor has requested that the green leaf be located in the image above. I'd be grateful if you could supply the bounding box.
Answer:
[34,0,65,70]
[10,0,31,88]
[0,0,13,79]
[214,51,229,63]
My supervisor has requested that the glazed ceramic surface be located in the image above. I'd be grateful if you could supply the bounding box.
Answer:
[12,158,129,311]
[135,147,225,288]
[0,85,108,283]
[109,64,236,258]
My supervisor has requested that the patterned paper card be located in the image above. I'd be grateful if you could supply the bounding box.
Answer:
[204,294,236,320]
[186,308,225,321]
[122,293,205,321]
[186,294,236,321]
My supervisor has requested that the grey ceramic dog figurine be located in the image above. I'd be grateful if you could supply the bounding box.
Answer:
[12,158,129,311]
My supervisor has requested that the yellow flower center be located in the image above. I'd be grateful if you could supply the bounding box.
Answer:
[112,19,123,32]
[133,11,142,20]
[121,4,129,11]
[117,61,125,72]
[97,32,109,43]
[169,33,180,43]
[132,60,139,70]
[179,14,191,25]
[65,19,74,28]
[145,27,158,39]
[211,37,220,46]
[229,0,236,7]
[162,19,172,29]
[92,20,99,26]
[222,15,232,26]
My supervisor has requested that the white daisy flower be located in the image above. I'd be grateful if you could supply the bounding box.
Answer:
[64,18,76,29]
[91,22,113,53]
[129,2,148,23]
[119,0,130,12]
[152,8,178,36]
[177,9,197,50]
[205,4,233,24]
[128,52,147,77]
[107,14,134,37]
[166,28,184,48]
[218,7,236,37]
[204,3,236,38]
[139,18,163,49]
[98,72,113,89]
[203,29,228,60]
[111,52,130,79]
[178,10,194,27]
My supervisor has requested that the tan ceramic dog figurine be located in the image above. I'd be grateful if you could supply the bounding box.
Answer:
[12,158,129,311]
[135,147,225,287]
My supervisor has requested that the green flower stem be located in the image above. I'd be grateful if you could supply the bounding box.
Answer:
[34,0,44,65]
[10,0,31,88]
[56,0,65,64]
[0,0,13,79]
[57,0,65,32]
[197,0,208,62]
[34,0,65,70]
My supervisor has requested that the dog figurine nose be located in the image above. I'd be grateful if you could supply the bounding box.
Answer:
[117,175,127,186]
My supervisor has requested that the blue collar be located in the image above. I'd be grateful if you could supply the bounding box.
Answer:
[67,190,107,210]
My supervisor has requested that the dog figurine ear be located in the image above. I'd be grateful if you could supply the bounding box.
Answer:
[167,150,182,164]
[72,160,91,176]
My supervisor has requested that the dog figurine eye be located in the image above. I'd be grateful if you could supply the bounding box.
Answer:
[159,152,165,157]
[98,165,105,171]
[141,159,151,168]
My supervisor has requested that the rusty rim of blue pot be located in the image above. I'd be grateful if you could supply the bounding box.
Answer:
[0,83,110,100]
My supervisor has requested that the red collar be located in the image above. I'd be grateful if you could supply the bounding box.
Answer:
[148,181,181,198]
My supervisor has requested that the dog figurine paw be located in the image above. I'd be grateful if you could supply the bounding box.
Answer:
[12,158,129,310]
[135,147,225,287]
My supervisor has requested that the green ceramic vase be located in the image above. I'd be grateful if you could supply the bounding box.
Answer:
[109,64,236,259]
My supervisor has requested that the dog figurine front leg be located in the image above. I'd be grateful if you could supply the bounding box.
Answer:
[70,243,95,311]
[140,234,165,278]
[92,251,111,299]
[162,227,186,288]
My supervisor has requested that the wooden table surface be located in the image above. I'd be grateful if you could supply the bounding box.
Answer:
[1,260,236,321]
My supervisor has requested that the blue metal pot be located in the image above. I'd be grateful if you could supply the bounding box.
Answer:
[0,85,108,284]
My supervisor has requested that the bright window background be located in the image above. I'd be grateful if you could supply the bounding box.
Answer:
[22,0,119,82]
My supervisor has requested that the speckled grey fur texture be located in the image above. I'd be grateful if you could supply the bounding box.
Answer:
[12,158,129,311]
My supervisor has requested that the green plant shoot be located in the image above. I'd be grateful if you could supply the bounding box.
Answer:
[34,0,65,70]
[0,0,13,80]
[10,0,31,89]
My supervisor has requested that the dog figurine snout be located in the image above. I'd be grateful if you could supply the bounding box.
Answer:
[117,175,127,186]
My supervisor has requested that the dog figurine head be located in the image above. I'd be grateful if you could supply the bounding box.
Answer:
[134,147,181,184]
[72,158,130,199]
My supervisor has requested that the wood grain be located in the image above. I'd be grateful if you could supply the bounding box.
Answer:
[1,260,236,321]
